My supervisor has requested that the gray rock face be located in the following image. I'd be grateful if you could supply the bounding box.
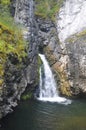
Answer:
[56,0,86,95]
[57,0,86,43]
[15,0,31,26]
[14,0,39,92]
[66,34,86,94]
[0,0,39,119]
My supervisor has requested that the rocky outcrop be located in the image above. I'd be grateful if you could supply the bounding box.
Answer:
[65,31,86,95]
[57,0,86,95]
[57,0,86,43]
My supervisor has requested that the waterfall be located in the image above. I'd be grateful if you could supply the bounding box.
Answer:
[37,54,71,105]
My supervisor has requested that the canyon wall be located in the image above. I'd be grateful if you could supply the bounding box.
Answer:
[35,0,86,96]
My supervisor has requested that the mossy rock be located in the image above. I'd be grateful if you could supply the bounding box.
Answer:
[0,79,4,86]
[0,6,27,89]
[53,62,71,96]
[66,29,86,44]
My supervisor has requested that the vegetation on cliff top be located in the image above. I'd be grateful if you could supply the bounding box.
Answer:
[0,0,10,5]
[66,29,86,43]
[0,2,27,88]
[35,0,63,21]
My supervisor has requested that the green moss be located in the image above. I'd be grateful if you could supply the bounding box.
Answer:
[35,55,42,85]
[0,5,27,88]
[38,55,42,66]
[66,29,86,43]
[35,0,63,21]
[0,0,10,5]
[0,79,4,86]
[21,92,33,100]
[0,23,27,61]
[76,30,86,37]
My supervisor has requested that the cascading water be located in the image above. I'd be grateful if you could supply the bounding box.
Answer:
[37,54,71,105]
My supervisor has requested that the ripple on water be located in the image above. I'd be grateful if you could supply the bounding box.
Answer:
[0,99,86,130]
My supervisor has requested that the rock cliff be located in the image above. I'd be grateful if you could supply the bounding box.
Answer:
[0,0,39,119]
[35,0,86,96]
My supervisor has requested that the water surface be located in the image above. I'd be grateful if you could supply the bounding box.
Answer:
[1,99,86,130]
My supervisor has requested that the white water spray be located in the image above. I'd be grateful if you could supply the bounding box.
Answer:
[37,54,71,105]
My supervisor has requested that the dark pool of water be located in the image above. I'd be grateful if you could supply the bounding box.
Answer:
[0,99,86,130]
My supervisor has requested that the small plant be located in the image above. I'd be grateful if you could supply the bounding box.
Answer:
[21,92,33,100]
[35,0,63,21]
